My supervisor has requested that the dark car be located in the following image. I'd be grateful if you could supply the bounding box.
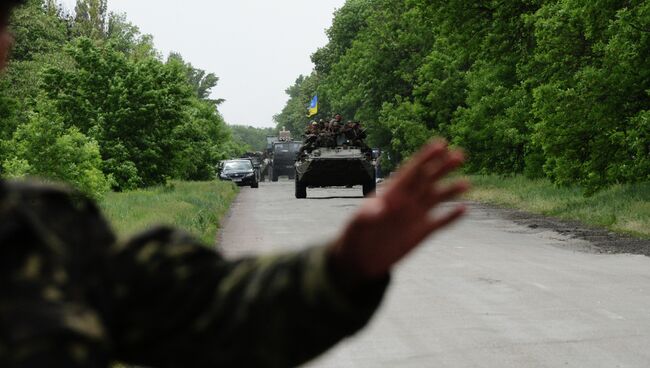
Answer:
[218,160,259,188]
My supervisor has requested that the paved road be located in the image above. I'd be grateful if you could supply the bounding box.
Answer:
[219,180,650,368]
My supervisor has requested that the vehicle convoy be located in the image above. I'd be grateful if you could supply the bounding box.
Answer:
[295,119,376,199]
[218,159,259,188]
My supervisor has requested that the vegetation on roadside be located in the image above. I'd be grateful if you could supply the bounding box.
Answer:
[1,0,243,198]
[100,181,238,244]
[279,0,649,193]
[466,175,650,238]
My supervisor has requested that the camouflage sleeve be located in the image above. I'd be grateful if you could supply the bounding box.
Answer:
[0,181,117,367]
[105,227,388,368]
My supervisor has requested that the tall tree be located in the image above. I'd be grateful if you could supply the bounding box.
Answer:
[167,53,224,104]
[73,0,108,39]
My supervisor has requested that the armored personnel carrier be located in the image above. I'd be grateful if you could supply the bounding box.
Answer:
[294,146,376,199]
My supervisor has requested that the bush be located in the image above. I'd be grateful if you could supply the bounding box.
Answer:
[2,106,112,199]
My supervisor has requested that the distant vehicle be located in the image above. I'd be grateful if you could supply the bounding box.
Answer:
[294,147,376,199]
[261,128,295,182]
[218,159,259,188]
[294,120,376,198]
[241,152,265,182]
[270,141,302,181]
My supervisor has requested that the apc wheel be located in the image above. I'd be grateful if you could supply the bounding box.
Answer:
[295,178,307,199]
[362,180,376,197]
[272,173,279,182]
[251,181,259,189]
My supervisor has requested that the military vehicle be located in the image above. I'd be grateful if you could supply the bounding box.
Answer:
[270,140,302,181]
[265,128,301,182]
[294,146,376,199]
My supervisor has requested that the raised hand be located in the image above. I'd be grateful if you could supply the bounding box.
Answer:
[328,140,470,284]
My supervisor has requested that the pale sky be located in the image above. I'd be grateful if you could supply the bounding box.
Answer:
[58,0,345,127]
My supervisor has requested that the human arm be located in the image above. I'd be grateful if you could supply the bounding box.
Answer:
[105,229,387,368]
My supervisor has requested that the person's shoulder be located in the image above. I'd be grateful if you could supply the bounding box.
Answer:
[0,179,115,257]
[1,179,96,216]
[1,178,74,196]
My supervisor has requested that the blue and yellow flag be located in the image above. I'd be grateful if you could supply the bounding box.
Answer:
[307,95,318,117]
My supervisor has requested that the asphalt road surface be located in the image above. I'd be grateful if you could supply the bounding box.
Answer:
[219,180,650,368]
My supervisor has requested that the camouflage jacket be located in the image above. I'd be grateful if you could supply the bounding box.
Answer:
[0,181,388,367]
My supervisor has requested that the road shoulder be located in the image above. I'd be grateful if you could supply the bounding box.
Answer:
[472,201,650,257]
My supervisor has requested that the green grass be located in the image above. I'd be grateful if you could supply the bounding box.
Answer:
[465,175,650,238]
[100,181,238,244]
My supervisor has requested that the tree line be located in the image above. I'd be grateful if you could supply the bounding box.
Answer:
[230,125,276,152]
[276,0,649,193]
[0,0,244,198]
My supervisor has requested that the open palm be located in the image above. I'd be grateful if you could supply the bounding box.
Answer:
[329,140,470,282]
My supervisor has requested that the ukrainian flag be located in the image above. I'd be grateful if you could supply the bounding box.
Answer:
[307,95,318,117]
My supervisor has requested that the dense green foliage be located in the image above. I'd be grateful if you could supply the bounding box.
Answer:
[229,125,276,152]
[0,0,242,197]
[279,0,649,192]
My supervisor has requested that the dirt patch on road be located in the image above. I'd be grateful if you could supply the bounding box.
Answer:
[471,202,650,257]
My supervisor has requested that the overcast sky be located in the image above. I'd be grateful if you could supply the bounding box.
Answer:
[58,0,345,127]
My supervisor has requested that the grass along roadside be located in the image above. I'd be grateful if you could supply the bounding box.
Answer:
[100,181,238,244]
[464,175,650,239]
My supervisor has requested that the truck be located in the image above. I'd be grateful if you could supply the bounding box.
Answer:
[270,140,302,181]
[294,146,376,199]
[266,128,301,182]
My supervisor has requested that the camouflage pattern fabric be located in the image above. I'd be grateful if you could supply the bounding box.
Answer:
[0,180,388,367]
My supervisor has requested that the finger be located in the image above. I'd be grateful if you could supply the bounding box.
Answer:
[421,180,471,209]
[392,140,448,189]
[412,149,462,195]
[422,149,465,184]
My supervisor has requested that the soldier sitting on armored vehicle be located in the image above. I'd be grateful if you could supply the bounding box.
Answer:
[300,122,321,155]
[339,121,365,142]
[330,113,343,125]
[350,122,372,156]
[300,117,371,154]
